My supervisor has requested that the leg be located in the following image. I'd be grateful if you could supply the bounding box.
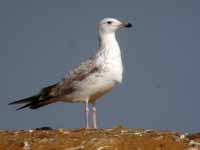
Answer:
[92,102,97,129]
[84,100,89,129]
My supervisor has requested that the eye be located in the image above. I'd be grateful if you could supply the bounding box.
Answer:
[107,21,112,24]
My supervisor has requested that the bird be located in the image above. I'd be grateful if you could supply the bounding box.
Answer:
[9,18,132,129]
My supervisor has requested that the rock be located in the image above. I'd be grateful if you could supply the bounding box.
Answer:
[0,126,200,150]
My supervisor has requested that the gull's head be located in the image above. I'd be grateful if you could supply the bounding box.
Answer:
[98,18,132,34]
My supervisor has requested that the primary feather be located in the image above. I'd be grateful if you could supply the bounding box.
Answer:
[9,84,58,110]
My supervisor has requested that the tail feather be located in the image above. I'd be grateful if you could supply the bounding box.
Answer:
[29,99,55,109]
[16,103,33,110]
[9,83,59,110]
[9,95,40,105]
[9,94,56,110]
[9,94,41,110]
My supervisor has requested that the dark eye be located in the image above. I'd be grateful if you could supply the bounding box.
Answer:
[107,21,112,24]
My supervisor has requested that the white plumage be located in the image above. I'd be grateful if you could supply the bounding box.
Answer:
[9,17,132,129]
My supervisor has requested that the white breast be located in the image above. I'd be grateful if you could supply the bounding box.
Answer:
[96,41,123,83]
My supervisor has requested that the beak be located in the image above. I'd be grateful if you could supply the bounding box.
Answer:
[122,22,133,28]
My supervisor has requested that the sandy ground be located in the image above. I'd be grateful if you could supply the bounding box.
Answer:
[0,126,200,150]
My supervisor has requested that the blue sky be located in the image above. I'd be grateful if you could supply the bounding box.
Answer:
[0,0,199,132]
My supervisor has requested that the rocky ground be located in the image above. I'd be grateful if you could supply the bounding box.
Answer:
[0,126,200,150]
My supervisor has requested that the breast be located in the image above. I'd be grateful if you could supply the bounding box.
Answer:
[89,82,114,103]
[105,58,123,83]
[87,68,122,103]
[69,70,117,103]
[98,49,124,83]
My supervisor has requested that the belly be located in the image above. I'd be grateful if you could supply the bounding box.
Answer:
[62,68,122,103]
[79,77,116,102]
[62,74,116,103]
[89,82,114,103]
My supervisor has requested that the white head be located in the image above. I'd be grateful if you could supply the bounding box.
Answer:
[98,18,132,35]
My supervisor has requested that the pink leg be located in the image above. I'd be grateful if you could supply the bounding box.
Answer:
[84,100,89,129]
[92,103,97,129]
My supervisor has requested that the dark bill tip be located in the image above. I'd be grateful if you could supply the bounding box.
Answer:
[125,22,132,28]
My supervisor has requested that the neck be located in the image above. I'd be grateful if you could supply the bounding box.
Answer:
[98,32,119,50]
[96,31,123,83]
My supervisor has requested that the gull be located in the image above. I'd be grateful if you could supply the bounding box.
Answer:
[9,18,132,128]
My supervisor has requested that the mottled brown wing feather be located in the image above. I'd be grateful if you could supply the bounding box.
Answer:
[39,56,98,100]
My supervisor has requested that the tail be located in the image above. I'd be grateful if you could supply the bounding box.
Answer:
[9,84,58,110]
[8,94,55,110]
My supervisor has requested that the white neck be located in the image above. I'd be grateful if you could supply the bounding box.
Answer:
[98,32,119,51]
[96,31,123,83]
